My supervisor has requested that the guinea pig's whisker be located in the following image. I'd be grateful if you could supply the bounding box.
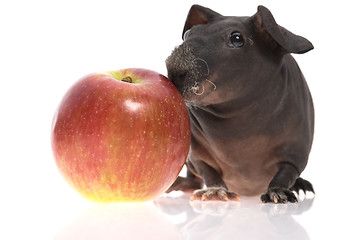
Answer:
[190,82,205,96]
[194,85,205,95]
[190,82,199,93]
[206,79,217,90]
[194,58,210,76]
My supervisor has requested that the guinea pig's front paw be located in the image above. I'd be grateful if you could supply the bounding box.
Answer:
[190,187,240,201]
[261,187,298,204]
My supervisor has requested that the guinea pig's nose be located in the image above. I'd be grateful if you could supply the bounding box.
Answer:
[167,70,187,90]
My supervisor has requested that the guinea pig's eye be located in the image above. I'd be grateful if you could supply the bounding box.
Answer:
[229,32,244,48]
[183,29,191,40]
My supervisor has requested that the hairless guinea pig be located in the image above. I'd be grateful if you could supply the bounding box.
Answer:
[165,5,315,203]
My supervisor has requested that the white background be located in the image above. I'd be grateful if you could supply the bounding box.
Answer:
[1,0,360,239]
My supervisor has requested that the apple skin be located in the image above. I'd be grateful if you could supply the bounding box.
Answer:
[51,68,190,203]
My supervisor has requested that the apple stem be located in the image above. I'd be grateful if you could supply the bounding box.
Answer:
[121,76,133,83]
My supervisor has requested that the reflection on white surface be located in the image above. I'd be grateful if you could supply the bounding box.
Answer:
[155,194,313,240]
[55,193,313,240]
[54,202,183,240]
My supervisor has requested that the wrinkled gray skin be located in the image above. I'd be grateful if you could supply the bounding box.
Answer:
[166,5,315,203]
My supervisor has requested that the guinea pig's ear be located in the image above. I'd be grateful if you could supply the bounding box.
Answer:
[251,6,314,54]
[182,5,221,40]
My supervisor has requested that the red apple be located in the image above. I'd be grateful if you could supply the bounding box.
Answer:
[51,68,190,203]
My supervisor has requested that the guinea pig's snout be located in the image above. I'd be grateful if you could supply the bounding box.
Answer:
[167,69,189,93]
[166,44,196,92]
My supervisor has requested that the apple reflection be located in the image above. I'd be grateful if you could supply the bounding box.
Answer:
[55,203,183,240]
